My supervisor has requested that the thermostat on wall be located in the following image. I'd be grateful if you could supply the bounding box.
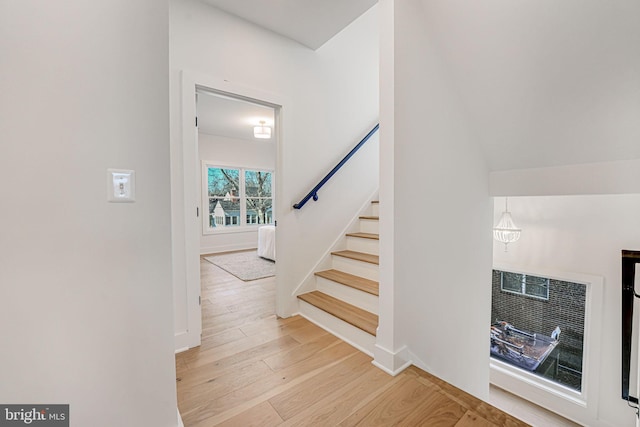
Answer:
[107,169,135,202]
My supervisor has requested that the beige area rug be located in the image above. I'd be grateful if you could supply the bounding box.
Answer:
[203,250,275,281]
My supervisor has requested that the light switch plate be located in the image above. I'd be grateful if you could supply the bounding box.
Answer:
[107,169,135,202]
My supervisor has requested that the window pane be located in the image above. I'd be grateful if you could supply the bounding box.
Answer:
[246,198,272,224]
[525,275,549,299]
[208,168,239,198]
[245,170,272,197]
[502,272,523,293]
[208,197,240,228]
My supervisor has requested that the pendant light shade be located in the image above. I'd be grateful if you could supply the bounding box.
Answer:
[493,198,521,252]
[253,120,271,139]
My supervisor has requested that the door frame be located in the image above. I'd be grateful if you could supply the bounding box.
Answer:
[175,70,284,351]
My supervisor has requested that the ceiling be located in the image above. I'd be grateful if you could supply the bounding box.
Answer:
[197,91,275,141]
[199,0,378,50]
[420,0,640,171]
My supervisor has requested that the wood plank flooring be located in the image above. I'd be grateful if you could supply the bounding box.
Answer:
[176,257,531,426]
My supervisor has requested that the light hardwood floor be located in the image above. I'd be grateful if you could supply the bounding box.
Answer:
[176,257,531,426]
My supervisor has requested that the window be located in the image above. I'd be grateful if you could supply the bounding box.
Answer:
[492,269,586,392]
[203,165,274,232]
[245,170,273,226]
[490,267,603,421]
[500,271,549,300]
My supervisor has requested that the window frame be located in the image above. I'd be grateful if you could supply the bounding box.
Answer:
[500,271,550,300]
[201,162,274,235]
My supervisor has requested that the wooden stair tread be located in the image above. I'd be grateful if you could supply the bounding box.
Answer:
[331,250,379,265]
[315,269,379,296]
[345,232,379,240]
[359,215,379,220]
[298,291,378,336]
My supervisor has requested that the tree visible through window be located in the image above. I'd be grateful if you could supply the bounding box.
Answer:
[245,170,272,225]
[205,166,273,230]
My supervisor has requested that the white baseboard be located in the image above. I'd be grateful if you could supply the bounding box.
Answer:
[200,243,256,255]
[174,331,190,353]
[406,349,431,374]
[177,408,184,427]
[372,344,411,376]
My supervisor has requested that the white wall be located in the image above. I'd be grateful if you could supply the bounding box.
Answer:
[494,195,640,427]
[491,159,640,197]
[386,0,493,399]
[170,0,379,333]
[0,2,177,427]
[198,133,276,254]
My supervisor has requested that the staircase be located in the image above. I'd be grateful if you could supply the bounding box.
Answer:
[297,201,379,356]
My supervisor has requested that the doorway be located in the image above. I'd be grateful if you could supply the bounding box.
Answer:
[196,89,278,339]
[175,71,284,351]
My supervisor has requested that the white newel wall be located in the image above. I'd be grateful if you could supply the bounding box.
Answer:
[170,0,379,338]
[387,0,493,399]
[198,133,276,254]
[0,1,177,426]
[374,0,406,375]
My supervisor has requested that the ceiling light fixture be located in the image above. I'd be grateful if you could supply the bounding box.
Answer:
[253,120,271,139]
[493,197,521,252]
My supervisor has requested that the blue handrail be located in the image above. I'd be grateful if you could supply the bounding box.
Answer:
[293,123,379,209]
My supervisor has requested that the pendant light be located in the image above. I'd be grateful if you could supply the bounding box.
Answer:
[493,197,521,252]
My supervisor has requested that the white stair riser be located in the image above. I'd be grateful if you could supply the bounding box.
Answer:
[316,276,379,315]
[298,300,376,356]
[359,219,379,234]
[346,236,379,255]
[331,256,379,281]
[371,203,379,217]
